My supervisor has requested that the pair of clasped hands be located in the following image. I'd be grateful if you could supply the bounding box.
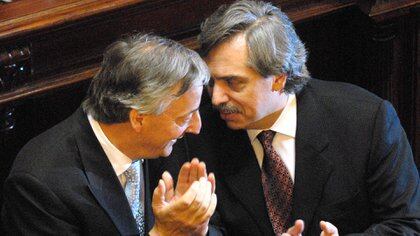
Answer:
[149,158,339,236]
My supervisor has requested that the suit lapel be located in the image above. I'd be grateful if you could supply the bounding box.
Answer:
[220,128,273,233]
[143,160,155,232]
[72,108,139,235]
[290,86,333,231]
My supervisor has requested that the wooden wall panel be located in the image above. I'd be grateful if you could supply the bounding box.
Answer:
[0,0,418,215]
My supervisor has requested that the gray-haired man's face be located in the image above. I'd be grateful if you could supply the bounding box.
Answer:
[134,84,203,158]
[205,34,286,130]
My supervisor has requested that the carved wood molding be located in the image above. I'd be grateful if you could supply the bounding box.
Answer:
[282,0,355,23]
[0,64,98,106]
[0,46,31,94]
[0,36,196,106]
[0,0,151,40]
[0,46,30,66]
[356,0,418,22]
[0,106,14,132]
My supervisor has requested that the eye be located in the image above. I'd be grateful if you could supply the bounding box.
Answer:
[226,78,244,91]
[175,112,194,127]
[207,78,215,88]
[226,78,234,86]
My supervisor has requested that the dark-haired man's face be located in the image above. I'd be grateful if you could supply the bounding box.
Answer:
[205,34,286,130]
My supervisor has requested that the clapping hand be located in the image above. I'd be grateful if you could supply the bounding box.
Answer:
[150,158,217,236]
[281,219,339,236]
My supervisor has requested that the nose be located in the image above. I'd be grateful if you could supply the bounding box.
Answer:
[186,111,201,135]
[211,82,229,106]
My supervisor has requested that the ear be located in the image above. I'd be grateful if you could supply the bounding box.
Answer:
[129,109,144,132]
[271,74,287,92]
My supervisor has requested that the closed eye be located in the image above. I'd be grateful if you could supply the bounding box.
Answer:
[225,77,245,91]
[208,78,215,88]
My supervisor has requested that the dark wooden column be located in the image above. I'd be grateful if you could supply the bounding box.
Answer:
[358,1,419,166]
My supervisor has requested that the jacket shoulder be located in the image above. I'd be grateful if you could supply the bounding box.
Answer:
[10,110,84,178]
[306,79,382,103]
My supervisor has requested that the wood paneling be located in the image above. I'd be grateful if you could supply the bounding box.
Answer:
[0,0,418,210]
[0,0,359,105]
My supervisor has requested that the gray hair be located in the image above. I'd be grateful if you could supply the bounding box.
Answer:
[198,0,310,93]
[83,33,210,124]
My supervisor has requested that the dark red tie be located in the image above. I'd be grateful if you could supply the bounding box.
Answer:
[258,130,294,235]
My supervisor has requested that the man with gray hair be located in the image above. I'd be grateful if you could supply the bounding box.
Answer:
[161,0,419,235]
[2,33,218,235]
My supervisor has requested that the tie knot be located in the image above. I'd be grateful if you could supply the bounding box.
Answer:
[124,161,140,183]
[257,130,275,145]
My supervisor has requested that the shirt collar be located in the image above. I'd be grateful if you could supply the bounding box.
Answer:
[247,93,297,142]
[87,115,134,176]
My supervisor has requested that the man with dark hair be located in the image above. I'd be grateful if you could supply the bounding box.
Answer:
[160,0,420,235]
[2,33,218,235]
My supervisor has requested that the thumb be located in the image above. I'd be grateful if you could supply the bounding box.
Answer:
[286,219,304,236]
[208,172,216,193]
[162,171,174,201]
[320,221,338,236]
[152,179,166,210]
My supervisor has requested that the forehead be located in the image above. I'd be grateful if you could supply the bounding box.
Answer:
[205,34,248,74]
[165,84,203,115]
[208,33,248,58]
[205,34,263,80]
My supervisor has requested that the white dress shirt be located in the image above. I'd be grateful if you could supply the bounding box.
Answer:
[87,115,144,189]
[247,94,297,182]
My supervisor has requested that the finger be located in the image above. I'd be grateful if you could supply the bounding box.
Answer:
[196,192,217,224]
[190,177,207,212]
[177,162,191,187]
[207,193,217,217]
[188,158,199,183]
[320,220,335,233]
[172,180,200,211]
[189,179,212,225]
[208,172,216,193]
[198,180,213,216]
[320,221,338,236]
[152,179,166,209]
[162,171,174,201]
[198,161,207,179]
[286,219,304,236]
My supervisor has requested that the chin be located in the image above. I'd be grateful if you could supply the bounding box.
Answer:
[160,153,171,158]
[226,123,244,130]
[226,121,245,130]
[159,145,174,157]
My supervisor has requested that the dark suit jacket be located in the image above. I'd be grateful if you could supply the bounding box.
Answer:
[151,79,420,235]
[2,107,154,235]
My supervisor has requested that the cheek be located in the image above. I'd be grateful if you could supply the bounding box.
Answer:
[242,95,272,123]
[239,93,260,115]
[163,126,185,141]
[154,120,183,136]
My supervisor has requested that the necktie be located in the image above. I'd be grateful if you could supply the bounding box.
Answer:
[258,130,294,235]
[124,161,145,235]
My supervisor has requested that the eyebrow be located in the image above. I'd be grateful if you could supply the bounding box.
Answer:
[213,75,245,81]
[179,107,199,118]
